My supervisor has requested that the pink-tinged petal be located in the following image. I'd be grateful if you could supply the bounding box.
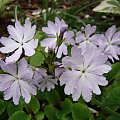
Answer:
[0,37,19,53]
[105,25,116,41]
[112,31,120,44]
[97,76,108,86]
[1,62,17,76]
[12,81,21,105]
[55,67,65,77]
[29,84,37,95]
[39,82,46,92]
[72,87,82,101]
[18,58,28,77]
[76,32,85,43]
[86,73,101,95]
[110,45,119,60]
[23,39,38,56]
[19,80,31,103]
[4,88,13,100]
[5,47,22,63]
[7,21,23,42]
[85,24,96,38]
[71,46,82,57]
[47,21,58,35]
[81,85,92,102]
[88,64,111,75]
[41,38,57,49]
[56,43,67,58]
[47,81,55,91]
[0,74,15,91]
[23,18,36,42]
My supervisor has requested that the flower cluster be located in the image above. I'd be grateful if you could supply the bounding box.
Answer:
[0,17,120,105]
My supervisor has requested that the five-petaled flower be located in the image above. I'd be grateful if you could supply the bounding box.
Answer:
[0,18,38,63]
[97,25,120,62]
[33,68,58,91]
[41,17,74,58]
[75,24,101,51]
[60,46,111,102]
[0,58,37,105]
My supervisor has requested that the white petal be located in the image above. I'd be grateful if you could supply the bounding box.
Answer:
[0,37,19,53]
[23,39,38,56]
[5,47,22,63]
[23,18,36,42]
[41,38,57,49]
[7,21,23,43]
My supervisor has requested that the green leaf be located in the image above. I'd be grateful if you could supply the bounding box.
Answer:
[7,103,23,117]
[34,30,46,42]
[44,105,58,120]
[35,112,45,120]
[106,62,120,80]
[46,89,60,105]
[0,99,5,115]
[93,0,120,15]
[103,87,120,110]
[8,111,31,120]
[30,51,45,66]
[56,98,72,119]
[27,96,40,114]
[107,114,120,120]
[72,103,92,120]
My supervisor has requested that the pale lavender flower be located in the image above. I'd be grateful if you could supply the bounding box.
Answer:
[60,46,111,102]
[0,18,38,63]
[0,58,37,105]
[33,68,58,91]
[97,25,120,61]
[76,24,101,51]
[41,17,74,58]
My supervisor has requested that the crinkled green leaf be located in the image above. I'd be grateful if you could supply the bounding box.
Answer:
[46,89,60,105]
[106,62,120,80]
[107,114,120,120]
[44,105,58,120]
[103,87,120,110]
[34,30,46,42]
[7,103,23,117]
[35,111,44,120]
[56,98,72,119]
[72,103,92,120]
[93,0,120,15]
[0,99,5,115]
[27,96,40,114]
[8,111,31,120]
[30,51,45,66]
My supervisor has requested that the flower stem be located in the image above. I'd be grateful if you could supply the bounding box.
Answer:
[14,5,18,21]
[92,98,120,118]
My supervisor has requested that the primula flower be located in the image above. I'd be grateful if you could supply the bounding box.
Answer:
[0,18,38,63]
[76,24,101,51]
[97,25,120,61]
[59,46,111,102]
[33,68,58,91]
[0,58,37,105]
[41,17,74,58]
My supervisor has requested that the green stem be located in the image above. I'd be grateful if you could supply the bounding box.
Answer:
[14,5,18,21]
[92,98,120,118]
